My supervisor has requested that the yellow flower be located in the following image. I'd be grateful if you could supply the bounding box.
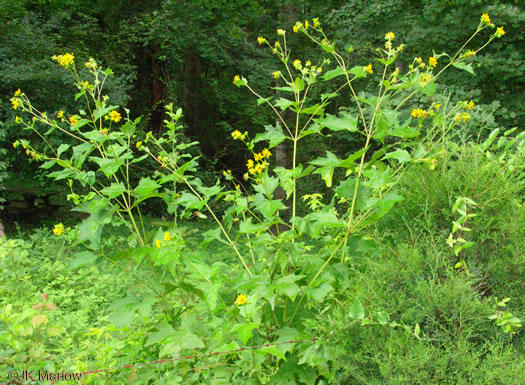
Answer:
[232,130,242,139]
[261,148,272,158]
[420,74,431,86]
[305,60,311,67]
[461,112,471,122]
[233,75,240,84]
[57,110,64,118]
[313,18,320,28]
[411,108,426,119]
[15,116,22,123]
[385,32,395,41]
[136,141,142,148]
[11,98,21,110]
[164,232,171,241]
[495,26,505,38]
[317,67,322,73]
[467,100,475,110]
[304,20,309,30]
[69,116,79,126]
[272,71,281,79]
[277,29,286,36]
[364,64,373,74]
[54,53,75,68]
[257,36,266,45]
[155,239,161,248]
[254,152,263,162]
[247,159,254,169]
[481,13,491,25]
[248,167,256,175]
[235,294,247,306]
[53,223,64,236]
[429,56,437,68]
[293,25,299,33]
[109,110,121,123]
[293,21,303,33]
[100,129,109,136]
[14,89,21,97]
[293,59,302,70]
[255,164,264,174]
[454,113,462,122]
[435,104,441,111]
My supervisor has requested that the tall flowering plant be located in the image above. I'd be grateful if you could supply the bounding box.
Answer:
[10,14,505,384]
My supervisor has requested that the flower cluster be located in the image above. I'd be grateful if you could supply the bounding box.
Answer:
[53,223,64,236]
[231,130,247,141]
[245,148,271,178]
[105,110,122,123]
[454,112,471,123]
[52,53,75,68]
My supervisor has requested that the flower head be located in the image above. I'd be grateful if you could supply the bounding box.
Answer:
[467,100,475,110]
[257,36,267,45]
[304,20,309,30]
[235,294,247,306]
[364,64,373,74]
[272,71,281,79]
[57,110,64,119]
[254,152,263,162]
[155,239,161,248]
[429,56,437,68]
[247,159,254,169]
[261,148,272,158]
[11,98,21,110]
[69,115,79,126]
[411,108,427,119]
[313,18,320,28]
[53,223,64,236]
[495,26,505,38]
[164,232,171,241]
[385,32,395,41]
[233,75,240,84]
[14,89,21,97]
[108,110,121,123]
[481,13,491,25]
[53,53,75,68]
[231,130,242,139]
[277,29,286,36]
[293,59,302,70]
[136,141,142,149]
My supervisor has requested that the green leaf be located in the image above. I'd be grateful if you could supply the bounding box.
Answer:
[348,65,366,78]
[257,346,287,361]
[305,282,333,302]
[234,322,258,345]
[68,251,97,270]
[134,177,161,197]
[271,274,304,301]
[56,143,70,157]
[349,299,365,320]
[94,105,118,120]
[452,62,475,76]
[414,323,421,338]
[322,67,346,81]
[40,160,56,169]
[383,149,411,164]
[100,182,126,198]
[90,157,125,177]
[239,218,267,233]
[376,311,389,325]
[274,98,296,111]
[316,112,358,132]
[254,123,287,148]
[294,77,305,92]
[120,120,136,136]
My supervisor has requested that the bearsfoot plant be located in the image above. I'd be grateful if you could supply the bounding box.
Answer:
[10,14,508,384]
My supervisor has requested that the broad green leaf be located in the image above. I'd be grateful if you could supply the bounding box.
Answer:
[305,282,333,302]
[376,311,389,325]
[234,322,258,344]
[322,67,346,81]
[383,149,411,164]
[294,77,305,92]
[349,299,365,320]
[134,177,161,197]
[348,65,366,78]
[100,182,126,198]
[316,112,357,132]
[94,105,118,120]
[256,346,287,361]
[90,157,125,177]
[274,98,296,111]
[56,143,70,157]
[452,62,475,76]
[68,251,97,270]
[271,274,304,301]
[254,123,287,148]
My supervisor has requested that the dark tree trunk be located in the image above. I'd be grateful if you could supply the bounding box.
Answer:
[182,50,202,137]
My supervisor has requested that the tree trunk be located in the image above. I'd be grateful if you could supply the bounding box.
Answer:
[151,43,165,132]
[182,50,202,138]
